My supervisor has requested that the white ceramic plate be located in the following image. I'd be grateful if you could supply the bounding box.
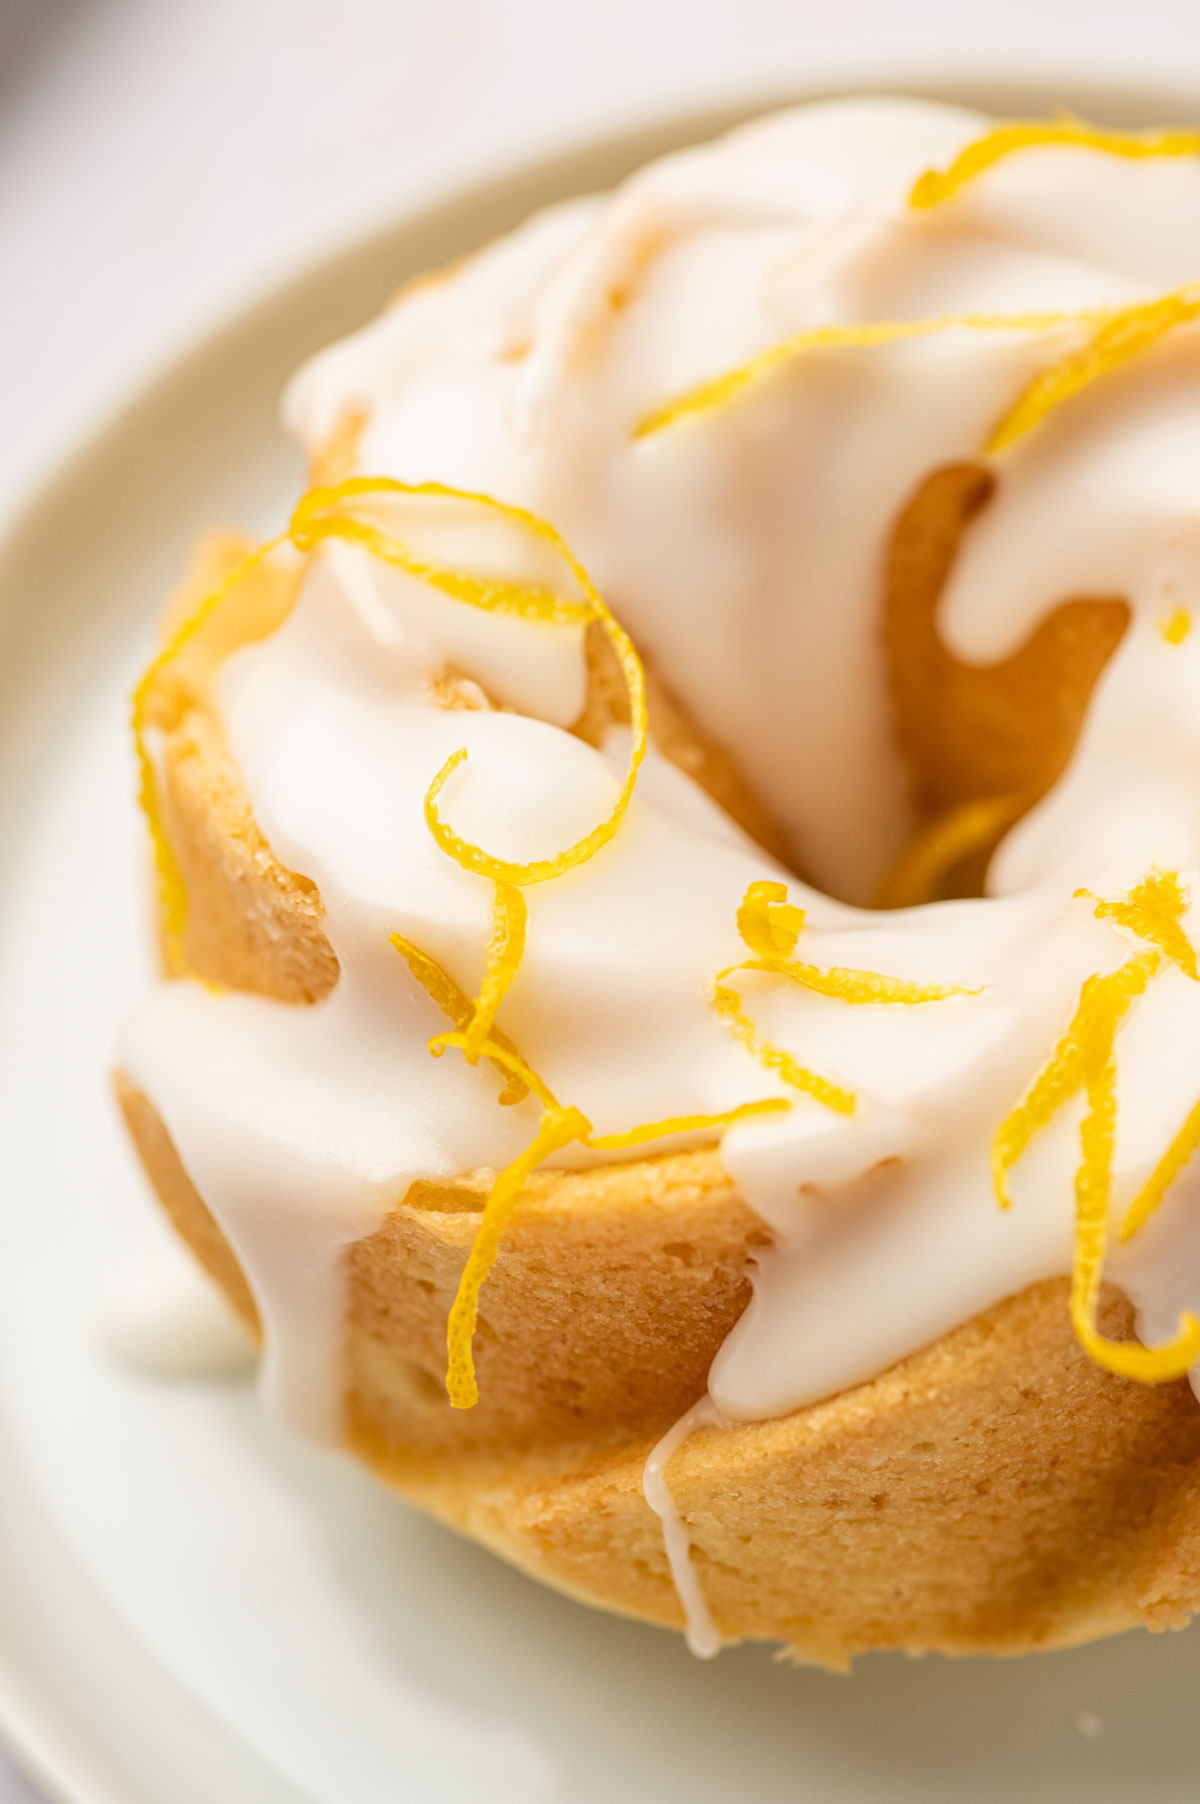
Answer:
[5,74,1200,1804]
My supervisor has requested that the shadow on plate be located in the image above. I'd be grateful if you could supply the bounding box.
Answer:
[225,1398,1200,1804]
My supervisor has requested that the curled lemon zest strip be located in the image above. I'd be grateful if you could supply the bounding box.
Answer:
[1071,1056,1200,1381]
[288,478,592,626]
[712,878,981,1119]
[991,950,1159,1209]
[712,970,857,1116]
[987,286,1200,453]
[132,536,285,970]
[634,306,1108,439]
[439,1024,791,1151]
[349,481,646,891]
[1161,606,1192,645]
[874,794,1026,910]
[586,1098,790,1151]
[460,882,527,1066]
[389,933,530,1104]
[1121,1093,1200,1241]
[732,880,980,1003]
[910,118,1200,211]
[737,881,807,959]
[396,484,648,889]
[1075,868,1198,981]
[446,1105,591,1408]
[424,640,645,888]
[389,932,477,1032]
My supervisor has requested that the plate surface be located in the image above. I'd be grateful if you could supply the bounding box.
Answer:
[4,74,1200,1804]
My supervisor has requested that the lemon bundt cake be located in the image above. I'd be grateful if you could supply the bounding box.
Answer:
[118,97,1200,1664]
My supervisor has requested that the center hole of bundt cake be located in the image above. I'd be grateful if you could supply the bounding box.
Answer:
[876,462,1128,907]
[562,463,1128,913]
[580,464,1128,912]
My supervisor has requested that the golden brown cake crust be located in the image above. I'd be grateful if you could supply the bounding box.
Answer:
[118,1076,1200,1663]
[117,465,1200,1664]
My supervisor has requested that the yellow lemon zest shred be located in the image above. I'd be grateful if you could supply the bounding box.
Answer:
[737,880,807,959]
[132,536,285,970]
[1129,866,1189,920]
[993,867,1200,1378]
[732,880,980,1003]
[432,1013,788,1404]
[438,1032,789,1157]
[428,1026,561,1113]
[424,634,645,888]
[991,908,1198,1379]
[987,286,1200,454]
[389,931,476,1031]
[432,1008,568,1405]
[288,478,593,626]
[744,954,979,1006]
[910,118,1200,211]
[1121,1093,1200,1241]
[389,933,530,1105]
[711,878,980,1119]
[1161,606,1192,645]
[637,282,1200,456]
[634,306,1109,440]
[874,794,1026,909]
[446,1105,591,1408]
[991,950,1159,1209]
[460,882,527,1066]
[377,486,646,891]
[585,1098,790,1151]
[1075,868,1198,981]
[712,970,857,1116]
[1070,1056,1200,1380]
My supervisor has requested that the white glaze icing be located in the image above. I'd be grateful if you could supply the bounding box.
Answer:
[643,1396,726,1658]
[121,95,1200,1504]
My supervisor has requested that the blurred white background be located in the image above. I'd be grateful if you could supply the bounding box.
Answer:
[1,0,1199,1797]
[4,0,1200,514]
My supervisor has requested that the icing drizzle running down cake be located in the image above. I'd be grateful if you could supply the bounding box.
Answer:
[119,96,1200,1652]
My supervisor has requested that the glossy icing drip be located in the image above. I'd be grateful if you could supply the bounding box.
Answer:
[643,1396,726,1658]
[122,98,1200,1485]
